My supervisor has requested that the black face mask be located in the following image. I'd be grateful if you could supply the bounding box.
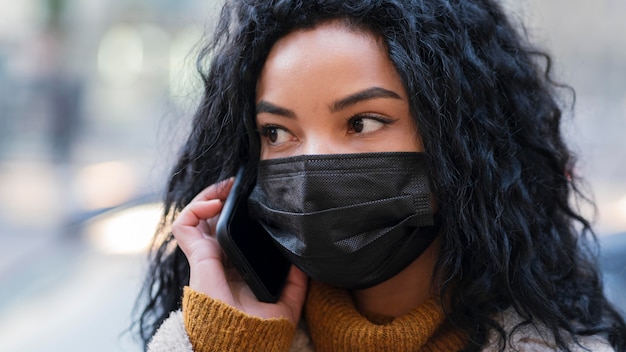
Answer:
[248,152,437,290]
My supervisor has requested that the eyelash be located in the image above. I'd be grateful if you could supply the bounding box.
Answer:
[258,113,395,142]
[347,113,395,131]
[259,125,283,139]
[259,124,299,147]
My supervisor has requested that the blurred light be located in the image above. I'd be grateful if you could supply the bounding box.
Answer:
[599,194,626,235]
[618,195,626,218]
[0,161,63,228]
[98,24,144,85]
[169,25,204,108]
[75,161,136,210]
[137,24,170,75]
[0,3,35,41]
[85,203,162,255]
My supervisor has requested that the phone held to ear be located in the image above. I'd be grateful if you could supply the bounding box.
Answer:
[216,167,291,303]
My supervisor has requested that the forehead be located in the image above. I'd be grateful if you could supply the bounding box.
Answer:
[256,21,404,100]
[270,21,384,58]
[265,22,385,66]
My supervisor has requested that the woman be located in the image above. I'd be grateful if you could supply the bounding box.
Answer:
[134,0,626,351]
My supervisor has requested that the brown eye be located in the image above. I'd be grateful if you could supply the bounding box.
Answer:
[351,118,364,133]
[260,125,293,145]
[267,126,279,143]
[347,114,392,134]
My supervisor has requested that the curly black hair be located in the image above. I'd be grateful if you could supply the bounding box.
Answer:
[133,0,626,351]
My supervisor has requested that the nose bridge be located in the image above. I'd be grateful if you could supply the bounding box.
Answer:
[302,131,344,155]
[303,136,336,155]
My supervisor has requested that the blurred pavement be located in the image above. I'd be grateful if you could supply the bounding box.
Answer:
[0,237,144,352]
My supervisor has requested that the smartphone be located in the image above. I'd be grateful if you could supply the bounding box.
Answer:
[216,167,291,303]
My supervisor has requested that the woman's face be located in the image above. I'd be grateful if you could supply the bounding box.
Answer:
[255,22,423,160]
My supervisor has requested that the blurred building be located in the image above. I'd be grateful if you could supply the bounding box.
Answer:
[0,1,223,351]
[0,0,222,231]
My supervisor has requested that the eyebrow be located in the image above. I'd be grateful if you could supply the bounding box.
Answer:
[330,87,402,112]
[255,86,402,118]
[256,101,296,118]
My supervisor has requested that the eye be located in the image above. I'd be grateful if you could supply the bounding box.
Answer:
[348,114,394,134]
[260,125,294,145]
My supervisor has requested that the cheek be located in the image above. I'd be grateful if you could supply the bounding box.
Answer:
[260,147,271,160]
[395,117,424,152]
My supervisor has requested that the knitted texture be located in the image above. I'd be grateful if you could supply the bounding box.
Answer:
[182,287,296,352]
[153,286,612,351]
[304,281,467,351]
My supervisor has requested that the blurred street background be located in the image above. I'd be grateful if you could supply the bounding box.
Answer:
[0,1,625,351]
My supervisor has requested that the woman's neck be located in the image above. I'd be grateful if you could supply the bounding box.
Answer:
[351,239,439,319]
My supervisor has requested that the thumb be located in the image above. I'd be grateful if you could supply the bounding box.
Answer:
[279,266,308,325]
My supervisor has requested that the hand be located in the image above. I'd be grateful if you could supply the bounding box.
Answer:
[171,178,308,325]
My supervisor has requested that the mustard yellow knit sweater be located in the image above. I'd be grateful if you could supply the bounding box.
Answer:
[182,281,467,351]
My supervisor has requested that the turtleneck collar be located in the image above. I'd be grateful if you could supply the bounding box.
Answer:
[304,281,467,351]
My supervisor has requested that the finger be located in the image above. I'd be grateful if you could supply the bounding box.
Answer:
[198,219,211,237]
[191,177,235,203]
[172,199,224,247]
[184,177,235,239]
[187,237,231,296]
[205,216,219,237]
[278,266,308,324]
[175,199,224,229]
